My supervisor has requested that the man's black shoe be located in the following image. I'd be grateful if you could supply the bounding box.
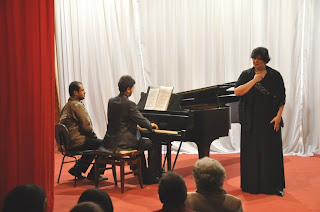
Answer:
[87,174,108,181]
[143,176,159,185]
[68,167,86,180]
[160,168,166,176]
[130,165,137,171]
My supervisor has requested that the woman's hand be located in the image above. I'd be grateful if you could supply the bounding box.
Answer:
[270,116,281,132]
[235,73,263,96]
[253,73,264,83]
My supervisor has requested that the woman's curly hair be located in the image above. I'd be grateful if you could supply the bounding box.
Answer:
[251,47,271,64]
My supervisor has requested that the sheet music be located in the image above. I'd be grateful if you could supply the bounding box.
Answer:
[144,87,160,110]
[226,87,235,91]
[154,87,173,111]
[144,86,173,111]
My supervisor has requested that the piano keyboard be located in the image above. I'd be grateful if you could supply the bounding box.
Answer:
[139,128,179,135]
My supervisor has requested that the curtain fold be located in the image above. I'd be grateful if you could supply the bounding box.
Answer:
[54,0,319,156]
[0,0,55,211]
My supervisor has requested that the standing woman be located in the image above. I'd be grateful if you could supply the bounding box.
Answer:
[234,47,286,196]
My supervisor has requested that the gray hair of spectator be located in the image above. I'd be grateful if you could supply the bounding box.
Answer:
[193,157,226,192]
[70,202,104,212]
[158,171,187,207]
[78,188,113,212]
[3,184,47,212]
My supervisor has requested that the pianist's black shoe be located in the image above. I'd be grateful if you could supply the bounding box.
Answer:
[130,165,137,171]
[143,176,159,185]
[87,174,108,181]
[68,167,86,180]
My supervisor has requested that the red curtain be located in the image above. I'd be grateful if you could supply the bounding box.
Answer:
[0,0,55,211]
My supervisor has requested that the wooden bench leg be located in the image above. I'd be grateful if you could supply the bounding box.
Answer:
[112,164,117,186]
[120,160,125,193]
[137,158,143,189]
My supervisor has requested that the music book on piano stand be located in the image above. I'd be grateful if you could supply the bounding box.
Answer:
[144,86,173,111]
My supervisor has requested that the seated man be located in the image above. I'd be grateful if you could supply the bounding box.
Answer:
[155,172,194,212]
[185,157,243,212]
[3,184,47,212]
[101,75,161,184]
[59,81,107,181]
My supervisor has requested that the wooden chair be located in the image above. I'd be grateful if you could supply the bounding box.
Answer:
[94,150,143,193]
[55,123,94,187]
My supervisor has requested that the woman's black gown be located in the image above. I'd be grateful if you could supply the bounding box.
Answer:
[235,66,286,194]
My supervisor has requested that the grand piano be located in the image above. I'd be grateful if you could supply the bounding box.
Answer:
[137,81,239,170]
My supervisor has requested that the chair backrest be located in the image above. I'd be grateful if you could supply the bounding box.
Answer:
[55,123,71,154]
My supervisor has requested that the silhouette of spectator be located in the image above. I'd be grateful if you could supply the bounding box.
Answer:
[78,188,113,212]
[3,184,47,212]
[70,202,104,212]
[154,171,194,212]
[185,157,243,212]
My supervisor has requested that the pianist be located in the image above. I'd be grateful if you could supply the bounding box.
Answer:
[101,75,161,184]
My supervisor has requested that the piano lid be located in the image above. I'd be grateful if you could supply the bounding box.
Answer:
[177,82,237,108]
[137,81,238,111]
[177,81,236,98]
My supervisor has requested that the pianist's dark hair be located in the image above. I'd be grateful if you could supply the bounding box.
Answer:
[251,47,271,64]
[158,172,187,208]
[69,81,82,97]
[118,75,135,93]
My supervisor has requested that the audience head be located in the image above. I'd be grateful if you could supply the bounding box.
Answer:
[70,202,104,212]
[69,81,83,97]
[193,157,226,193]
[3,184,47,212]
[78,188,113,212]
[158,171,187,209]
[251,47,270,64]
[118,75,135,93]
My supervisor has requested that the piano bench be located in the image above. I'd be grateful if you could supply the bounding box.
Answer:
[93,150,143,193]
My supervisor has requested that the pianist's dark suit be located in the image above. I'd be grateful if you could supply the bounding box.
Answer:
[102,93,161,179]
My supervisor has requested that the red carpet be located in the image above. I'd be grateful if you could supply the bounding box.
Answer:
[54,152,320,212]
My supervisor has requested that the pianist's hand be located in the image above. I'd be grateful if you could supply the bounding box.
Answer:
[137,125,142,130]
[151,123,159,130]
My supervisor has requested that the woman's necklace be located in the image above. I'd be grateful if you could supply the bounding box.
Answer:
[255,69,266,76]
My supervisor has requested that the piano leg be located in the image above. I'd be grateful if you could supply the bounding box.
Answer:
[196,141,211,159]
[161,141,172,171]
[166,141,171,171]
[163,140,183,171]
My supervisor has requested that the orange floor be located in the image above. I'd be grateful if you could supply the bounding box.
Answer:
[54,152,320,212]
